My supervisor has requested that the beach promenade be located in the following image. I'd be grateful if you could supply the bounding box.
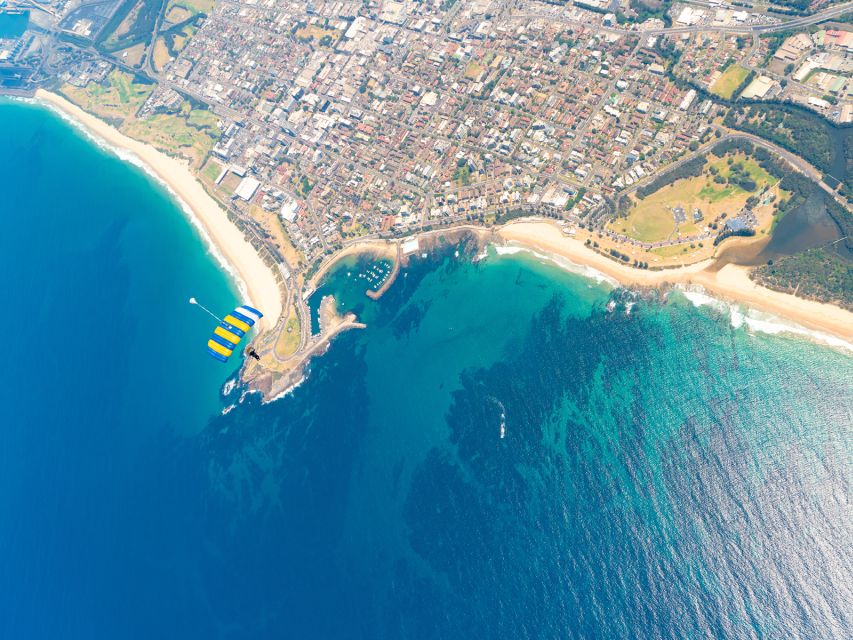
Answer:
[33,90,852,399]
[35,90,283,330]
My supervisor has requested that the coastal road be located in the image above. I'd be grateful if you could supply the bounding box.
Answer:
[143,0,172,76]
[651,2,853,35]
[722,130,850,211]
[507,2,852,36]
[617,128,850,216]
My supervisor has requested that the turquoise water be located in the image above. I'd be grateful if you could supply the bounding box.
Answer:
[2,102,852,638]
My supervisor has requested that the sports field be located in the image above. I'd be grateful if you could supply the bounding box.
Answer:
[710,65,750,99]
[611,153,777,243]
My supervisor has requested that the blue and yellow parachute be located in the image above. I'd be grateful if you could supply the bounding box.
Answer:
[207,305,264,362]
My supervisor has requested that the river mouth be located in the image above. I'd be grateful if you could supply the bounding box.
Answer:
[712,185,846,268]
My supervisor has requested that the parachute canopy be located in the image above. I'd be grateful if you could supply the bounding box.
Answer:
[206,305,263,362]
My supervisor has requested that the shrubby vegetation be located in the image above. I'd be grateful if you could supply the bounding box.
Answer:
[99,0,165,53]
[713,227,754,245]
[731,69,755,101]
[636,155,706,199]
[715,142,853,309]
[716,138,816,219]
[766,0,812,15]
[634,138,803,204]
[753,249,853,310]
[723,104,840,176]
[825,198,853,253]
[624,0,672,26]
[726,159,757,191]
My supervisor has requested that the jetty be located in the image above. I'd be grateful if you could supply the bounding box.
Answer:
[366,243,401,300]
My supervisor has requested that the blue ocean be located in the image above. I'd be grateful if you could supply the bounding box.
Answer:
[1,101,851,639]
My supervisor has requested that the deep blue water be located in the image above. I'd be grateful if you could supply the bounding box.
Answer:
[2,102,852,639]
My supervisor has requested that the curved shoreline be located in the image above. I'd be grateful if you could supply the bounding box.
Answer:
[497,221,853,345]
[317,222,852,348]
[25,92,849,390]
[33,90,283,330]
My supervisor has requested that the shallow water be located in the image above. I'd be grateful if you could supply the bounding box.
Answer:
[2,101,851,639]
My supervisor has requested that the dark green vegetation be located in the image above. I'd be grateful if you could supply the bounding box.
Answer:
[766,0,815,15]
[635,138,791,202]
[161,13,204,59]
[453,159,473,186]
[713,227,755,246]
[825,198,853,252]
[635,155,706,199]
[731,69,755,101]
[723,104,851,189]
[753,248,853,309]
[624,137,846,264]
[564,187,587,211]
[735,136,853,308]
[98,0,164,54]
[761,31,791,64]
[616,0,673,26]
[715,138,820,221]
[724,159,758,192]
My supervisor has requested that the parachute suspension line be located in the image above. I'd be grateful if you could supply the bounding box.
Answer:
[189,297,223,323]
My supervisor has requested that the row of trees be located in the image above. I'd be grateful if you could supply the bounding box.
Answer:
[635,154,707,199]
[713,138,818,220]
[723,104,847,180]
[713,227,755,246]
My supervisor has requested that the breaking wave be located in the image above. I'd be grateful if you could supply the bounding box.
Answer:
[675,285,853,353]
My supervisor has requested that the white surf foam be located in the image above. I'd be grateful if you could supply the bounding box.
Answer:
[29,96,252,306]
[675,285,853,353]
[492,243,620,287]
[265,373,307,404]
[222,378,238,396]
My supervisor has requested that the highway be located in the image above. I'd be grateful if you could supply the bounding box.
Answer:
[508,1,852,36]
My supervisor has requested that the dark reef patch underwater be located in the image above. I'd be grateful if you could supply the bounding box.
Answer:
[203,248,852,639]
[2,102,852,639]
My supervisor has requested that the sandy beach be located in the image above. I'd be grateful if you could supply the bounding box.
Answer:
[35,89,282,329]
[499,221,853,344]
[32,90,850,349]
[308,239,398,290]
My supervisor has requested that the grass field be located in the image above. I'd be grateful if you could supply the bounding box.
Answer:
[452,163,472,186]
[62,71,153,123]
[165,0,214,18]
[650,244,693,258]
[152,37,171,70]
[123,103,219,167]
[168,24,197,54]
[116,42,146,67]
[341,220,369,238]
[218,172,240,194]
[103,1,143,48]
[275,307,302,358]
[165,6,193,23]
[611,152,778,243]
[201,158,222,182]
[295,24,339,45]
[464,60,486,80]
[710,64,750,99]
